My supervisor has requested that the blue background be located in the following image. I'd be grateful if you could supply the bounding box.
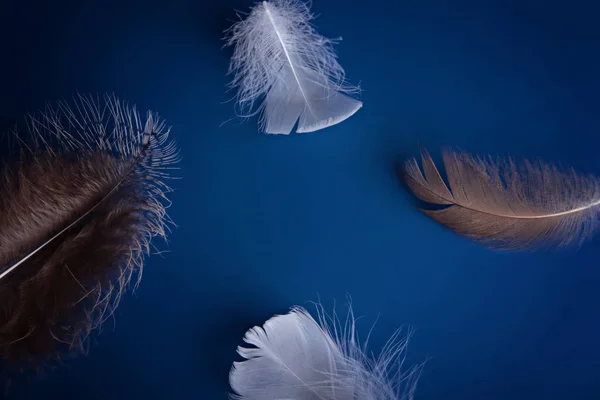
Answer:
[1,0,599,398]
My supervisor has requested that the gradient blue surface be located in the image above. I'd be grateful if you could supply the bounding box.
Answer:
[1,0,600,398]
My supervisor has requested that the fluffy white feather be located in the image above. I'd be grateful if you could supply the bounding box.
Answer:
[224,0,362,134]
[229,304,423,400]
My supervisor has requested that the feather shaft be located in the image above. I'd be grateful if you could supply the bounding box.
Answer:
[410,166,600,219]
[0,161,130,282]
[263,1,313,112]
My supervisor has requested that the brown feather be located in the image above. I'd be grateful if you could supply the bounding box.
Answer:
[0,94,179,369]
[401,148,600,250]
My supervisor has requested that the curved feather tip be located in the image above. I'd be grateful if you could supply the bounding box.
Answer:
[402,148,600,250]
[224,0,362,134]
[229,303,424,400]
[0,94,180,369]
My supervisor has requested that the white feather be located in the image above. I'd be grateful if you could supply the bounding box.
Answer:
[229,304,423,400]
[224,0,363,135]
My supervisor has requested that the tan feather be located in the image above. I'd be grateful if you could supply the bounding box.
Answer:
[401,148,600,250]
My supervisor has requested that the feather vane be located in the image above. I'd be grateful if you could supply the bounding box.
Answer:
[402,148,600,250]
[0,94,179,367]
[224,0,362,134]
[229,305,423,400]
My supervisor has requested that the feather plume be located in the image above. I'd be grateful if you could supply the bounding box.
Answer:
[401,148,600,250]
[0,94,179,368]
[229,303,423,400]
[224,0,362,134]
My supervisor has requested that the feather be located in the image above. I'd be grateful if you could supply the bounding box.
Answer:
[401,148,600,250]
[229,304,423,400]
[0,94,179,368]
[224,0,362,134]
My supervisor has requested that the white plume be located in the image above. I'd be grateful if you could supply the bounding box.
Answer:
[224,0,363,135]
[229,303,424,400]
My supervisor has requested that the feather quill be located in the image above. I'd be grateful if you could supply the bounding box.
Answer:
[0,94,179,368]
[229,304,423,400]
[224,0,362,134]
[401,148,600,250]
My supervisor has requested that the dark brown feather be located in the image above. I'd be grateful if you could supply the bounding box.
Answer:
[401,148,600,250]
[0,94,179,369]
